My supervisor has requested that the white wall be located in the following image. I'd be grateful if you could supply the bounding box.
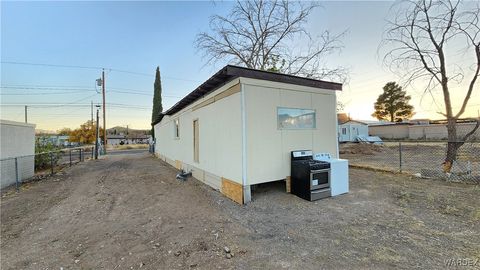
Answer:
[355,124,369,138]
[155,79,242,187]
[0,120,36,189]
[242,78,338,185]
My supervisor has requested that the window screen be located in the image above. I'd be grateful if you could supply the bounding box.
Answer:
[277,107,316,129]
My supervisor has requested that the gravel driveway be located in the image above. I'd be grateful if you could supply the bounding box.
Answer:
[1,151,479,269]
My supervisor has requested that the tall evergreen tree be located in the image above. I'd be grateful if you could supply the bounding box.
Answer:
[372,82,414,122]
[151,66,163,138]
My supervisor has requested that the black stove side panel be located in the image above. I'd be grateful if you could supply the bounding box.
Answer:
[291,162,311,201]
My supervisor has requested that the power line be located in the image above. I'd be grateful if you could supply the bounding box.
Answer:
[1,91,91,95]
[0,102,152,108]
[1,61,200,82]
[0,85,183,97]
[1,86,94,91]
[1,61,101,70]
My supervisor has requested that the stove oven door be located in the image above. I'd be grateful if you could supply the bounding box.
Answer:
[310,169,330,190]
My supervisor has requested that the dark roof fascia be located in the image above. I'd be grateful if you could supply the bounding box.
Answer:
[152,65,343,125]
[225,65,342,91]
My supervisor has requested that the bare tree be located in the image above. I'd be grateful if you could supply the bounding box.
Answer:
[382,0,480,173]
[195,0,347,82]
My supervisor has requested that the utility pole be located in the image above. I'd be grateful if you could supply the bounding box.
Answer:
[95,106,100,159]
[91,101,93,123]
[24,106,28,123]
[102,69,107,153]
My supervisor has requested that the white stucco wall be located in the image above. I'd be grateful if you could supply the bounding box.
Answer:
[242,78,338,185]
[0,120,36,189]
[154,79,242,188]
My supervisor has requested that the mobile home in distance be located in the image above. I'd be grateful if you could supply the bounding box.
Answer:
[153,65,342,204]
[338,120,369,142]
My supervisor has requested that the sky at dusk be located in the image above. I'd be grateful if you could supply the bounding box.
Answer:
[1,1,479,131]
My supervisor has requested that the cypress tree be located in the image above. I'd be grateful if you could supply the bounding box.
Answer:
[151,66,163,138]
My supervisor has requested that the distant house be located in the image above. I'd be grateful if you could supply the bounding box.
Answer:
[338,120,368,142]
[107,134,126,145]
[36,135,72,147]
[126,135,151,144]
[107,134,151,145]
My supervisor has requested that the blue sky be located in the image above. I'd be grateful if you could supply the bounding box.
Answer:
[1,1,478,131]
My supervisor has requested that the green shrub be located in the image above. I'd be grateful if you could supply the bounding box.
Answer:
[35,137,62,169]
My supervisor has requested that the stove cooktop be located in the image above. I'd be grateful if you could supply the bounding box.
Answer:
[293,159,330,170]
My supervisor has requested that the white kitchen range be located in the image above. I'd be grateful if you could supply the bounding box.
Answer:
[290,150,349,201]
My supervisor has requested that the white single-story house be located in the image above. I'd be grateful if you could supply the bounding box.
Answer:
[107,134,126,145]
[36,135,71,147]
[338,120,368,142]
[107,134,151,145]
[153,65,342,204]
[0,120,36,189]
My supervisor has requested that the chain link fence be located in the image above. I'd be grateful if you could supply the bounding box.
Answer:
[341,120,480,182]
[0,147,95,190]
[340,141,480,182]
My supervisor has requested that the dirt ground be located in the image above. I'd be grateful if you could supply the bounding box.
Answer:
[1,151,479,269]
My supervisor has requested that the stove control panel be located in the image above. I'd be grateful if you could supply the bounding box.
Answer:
[292,150,313,158]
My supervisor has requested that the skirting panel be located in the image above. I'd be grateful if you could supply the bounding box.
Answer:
[286,176,291,193]
[154,154,240,203]
[175,160,182,170]
[221,177,243,204]
[204,172,221,190]
[165,157,176,167]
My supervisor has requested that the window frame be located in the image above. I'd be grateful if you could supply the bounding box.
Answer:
[193,118,199,163]
[277,107,317,130]
[173,118,180,139]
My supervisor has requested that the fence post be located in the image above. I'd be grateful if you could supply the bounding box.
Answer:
[79,149,82,162]
[69,150,72,167]
[15,157,19,191]
[399,142,403,173]
[50,152,54,175]
[91,147,94,159]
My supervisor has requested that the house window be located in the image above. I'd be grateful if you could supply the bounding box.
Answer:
[277,107,316,129]
[174,119,180,138]
[342,128,347,135]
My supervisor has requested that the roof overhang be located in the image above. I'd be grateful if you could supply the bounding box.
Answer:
[152,65,343,126]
